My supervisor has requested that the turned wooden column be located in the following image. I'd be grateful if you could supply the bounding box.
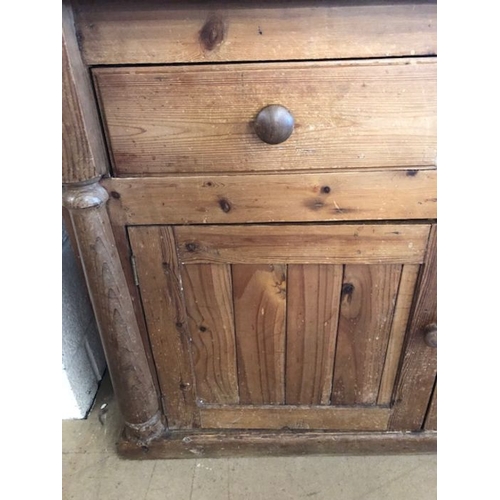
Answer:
[63,2,164,444]
[62,182,164,443]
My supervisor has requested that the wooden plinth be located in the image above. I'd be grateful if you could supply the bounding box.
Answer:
[118,429,436,460]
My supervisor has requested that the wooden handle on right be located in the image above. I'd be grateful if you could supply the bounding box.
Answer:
[423,323,437,348]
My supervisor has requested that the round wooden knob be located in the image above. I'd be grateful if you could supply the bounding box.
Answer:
[423,323,437,348]
[254,105,294,144]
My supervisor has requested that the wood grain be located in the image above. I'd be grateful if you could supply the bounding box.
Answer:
[332,265,402,405]
[63,183,164,443]
[93,59,436,176]
[75,0,437,65]
[62,3,108,184]
[101,169,437,225]
[107,214,163,401]
[378,265,420,405]
[181,264,239,405]
[424,382,437,430]
[232,265,286,404]
[285,265,343,405]
[97,180,161,394]
[128,226,199,428]
[200,406,389,431]
[390,225,437,430]
[175,224,431,265]
[118,429,437,459]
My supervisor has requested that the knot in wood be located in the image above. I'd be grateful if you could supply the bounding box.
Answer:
[342,283,355,297]
[199,16,225,51]
[218,198,232,213]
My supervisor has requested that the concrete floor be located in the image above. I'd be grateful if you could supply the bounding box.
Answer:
[62,376,437,500]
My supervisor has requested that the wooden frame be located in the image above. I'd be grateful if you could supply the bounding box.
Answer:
[63,0,437,458]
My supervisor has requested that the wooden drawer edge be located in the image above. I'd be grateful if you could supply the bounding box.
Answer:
[75,1,436,66]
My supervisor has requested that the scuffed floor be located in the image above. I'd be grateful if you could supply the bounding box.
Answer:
[62,376,436,500]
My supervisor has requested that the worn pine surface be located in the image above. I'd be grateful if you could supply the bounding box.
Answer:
[199,406,389,431]
[424,382,437,430]
[62,4,107,184]
[331,265,402,405]
[107,217,163,400]
[390,225,437,430]
[126,223,435,432]
[101,169,437,225]
[67,0,438,450]
[93,59,436,176]
[377,265,420,405]
[75,0,436,65]
[181,264,239,404]
[63,184,163,441]
[98,182,161,393]
[118,429,436,459]
[285,265,343,405]
[175,224,431,265]
[128,226,199,428]
[232,265,287,405]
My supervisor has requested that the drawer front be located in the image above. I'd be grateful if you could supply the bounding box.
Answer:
[94,59,436,176]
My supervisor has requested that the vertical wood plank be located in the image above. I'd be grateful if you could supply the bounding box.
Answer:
[103,195,163,401]
[128,226,199,428]
[233,264,286,405]
[285,265,343,405]
[181,264,239,404]
[390,226,437,430]
[108,219,163,401]
[332,265,402,405]
[377,265,420,405]
[424,382,437,431]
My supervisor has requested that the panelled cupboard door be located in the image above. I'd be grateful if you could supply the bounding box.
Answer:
[128,224,436,432]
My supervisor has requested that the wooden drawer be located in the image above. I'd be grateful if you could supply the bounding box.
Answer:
[94,59,436,176]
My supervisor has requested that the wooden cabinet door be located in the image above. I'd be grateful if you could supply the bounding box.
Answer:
[128,223,436,432]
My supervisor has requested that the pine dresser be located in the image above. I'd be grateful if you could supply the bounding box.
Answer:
[62,0,437,458]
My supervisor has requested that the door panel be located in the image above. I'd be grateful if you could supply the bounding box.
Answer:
[377,264,421,404]
[233,264,287,405]
[129,223,434,431]
[285,264,343,405]
[331,265,402,405]
[181,264,239,405]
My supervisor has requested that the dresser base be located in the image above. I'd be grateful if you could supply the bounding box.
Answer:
[117,429,436,459]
